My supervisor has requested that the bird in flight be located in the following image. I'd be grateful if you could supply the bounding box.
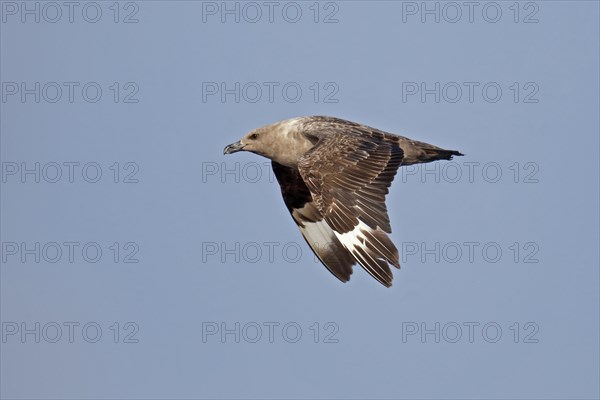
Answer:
[223,116,463,287]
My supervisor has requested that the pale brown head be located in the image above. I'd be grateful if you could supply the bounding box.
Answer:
[223,117,316,167]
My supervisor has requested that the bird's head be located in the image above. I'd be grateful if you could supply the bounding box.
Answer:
[223,118,315,166]
[223,126,271,157]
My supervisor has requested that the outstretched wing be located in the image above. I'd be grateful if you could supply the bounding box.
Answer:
[297,130,404,287]
[272,161,356,283]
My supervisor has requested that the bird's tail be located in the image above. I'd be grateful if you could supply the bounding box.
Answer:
[397,137,464,165]
[421,147,464,162]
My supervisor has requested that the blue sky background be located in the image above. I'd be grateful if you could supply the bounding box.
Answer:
[1,1,599,399]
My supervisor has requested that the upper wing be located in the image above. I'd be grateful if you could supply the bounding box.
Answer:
[297,130,404,287]
[271,161,356,283]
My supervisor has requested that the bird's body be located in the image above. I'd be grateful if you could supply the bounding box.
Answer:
[224,116,463,287]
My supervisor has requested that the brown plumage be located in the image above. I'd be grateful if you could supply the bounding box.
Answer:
[223,116,463,287]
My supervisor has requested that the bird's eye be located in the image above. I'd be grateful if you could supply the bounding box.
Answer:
[249,133,259,140]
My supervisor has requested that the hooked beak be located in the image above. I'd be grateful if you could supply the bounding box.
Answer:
[223,140,245,155]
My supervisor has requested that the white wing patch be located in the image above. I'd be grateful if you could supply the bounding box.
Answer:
[333,220,395,286]
[334,220,371,253]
